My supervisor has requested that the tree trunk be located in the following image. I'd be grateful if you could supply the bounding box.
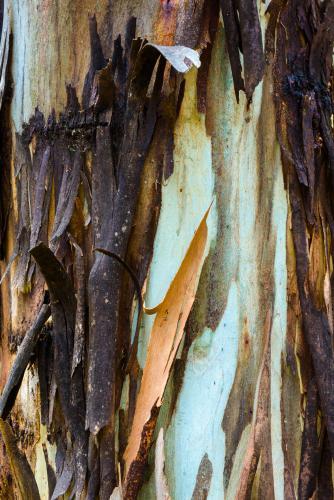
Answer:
[0,0,333,498]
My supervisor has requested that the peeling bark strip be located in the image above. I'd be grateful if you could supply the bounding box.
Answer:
[124,208,209,494]
[0,303,51,418]
[30,243,77,428]
[30,243,87,497]
[270,0,334,489]
[220,0,264,101]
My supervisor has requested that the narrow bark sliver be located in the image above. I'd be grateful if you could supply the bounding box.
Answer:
[30,242,88,498]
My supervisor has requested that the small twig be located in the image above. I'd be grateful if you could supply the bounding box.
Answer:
[0,303,51,418]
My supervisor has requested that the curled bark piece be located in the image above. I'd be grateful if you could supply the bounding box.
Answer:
[0,418,41,500]
[0,303,51,418]
[140,44,201,73]
[87,122,120,498]
[99,426,116,498]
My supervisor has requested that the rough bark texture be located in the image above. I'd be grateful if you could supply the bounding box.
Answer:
[0,0,333,498]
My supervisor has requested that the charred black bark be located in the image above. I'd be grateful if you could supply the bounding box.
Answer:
[31,243,88,498]
[220,0,264,102]
[270,0,334,485]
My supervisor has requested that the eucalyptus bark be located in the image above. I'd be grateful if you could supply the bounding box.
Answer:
[0,1,333,499]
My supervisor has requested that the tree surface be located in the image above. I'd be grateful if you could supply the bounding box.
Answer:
[0,0,333,499]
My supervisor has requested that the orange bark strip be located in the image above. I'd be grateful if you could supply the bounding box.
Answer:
[124,206,210,480]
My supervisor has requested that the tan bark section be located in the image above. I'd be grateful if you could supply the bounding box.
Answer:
[124,207,209,474]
